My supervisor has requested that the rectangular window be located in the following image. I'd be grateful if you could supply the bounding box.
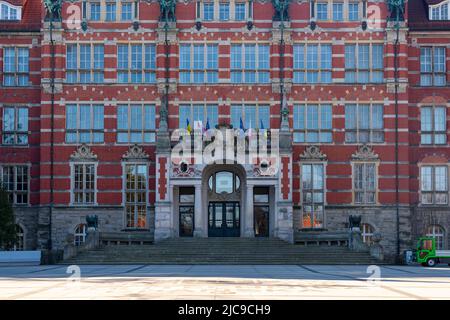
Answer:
[421,106,447,145]
[2,107,28,145]
[66,44,104,83]
[333,2,343,21]
[293,44,332,83]
[90,2,100,20]
[121,2,133,20]
[105,2,116,21]
[420,47,446,86]
[345,104,384,143]
[348,2,359,21]
[125,164,147,229]
[219,3,230,20]
[179,44,218,84]
[1,3,20,20]
[3,47,29,87]
[317,2,328,20]
[231,44,270,84]
[293,104,332,143]
[117,44,156,83]
[73,163,95,204]
[66,104,104,143]
[345,44,384,83]
[421,166,448,205]
[203,2,214,20]
[354,163,376,204]
[117,104,156,143]
[301,164,324,229]
[178,104,219,130]
[1,166,28,205]
[235,2,246,20]
[231,104,270,129]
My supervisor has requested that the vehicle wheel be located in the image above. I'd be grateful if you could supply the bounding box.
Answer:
[426,259,436,267]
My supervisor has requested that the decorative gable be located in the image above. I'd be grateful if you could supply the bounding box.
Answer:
[351,145,379,161]
[70,145,98,161]
[299,146,327,161]
[122,144,149,161]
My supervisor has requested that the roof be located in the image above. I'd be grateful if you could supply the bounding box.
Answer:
[0,0,41,32]
[409,0,450,31]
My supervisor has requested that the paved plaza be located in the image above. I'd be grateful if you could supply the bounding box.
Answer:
[0,264,449,300]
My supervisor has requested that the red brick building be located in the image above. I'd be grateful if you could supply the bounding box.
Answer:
[0,0,448,261]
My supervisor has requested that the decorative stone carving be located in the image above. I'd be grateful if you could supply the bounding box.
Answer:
[351,145,379,161]
[43,0,62,21]
[122,145,149,161]
[70,145,97,161]
[300,146,327,161]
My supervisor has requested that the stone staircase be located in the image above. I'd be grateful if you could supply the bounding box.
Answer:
[63,237,381,265]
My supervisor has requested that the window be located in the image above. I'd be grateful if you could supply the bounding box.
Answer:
[235,2,246,20]
[317,2,328,20]
[179,104,219,130]
[301,164,324,229]
[117,104,156,143]
[117,44,156,83]
[219,3,230,20]
[74,224,87,246]
[353,163,376,204]
[13,224,24,250]
[420,47,446,86]
[293,104,332,143]
[121,2,132,20]
[0,3,20,20]
[231,44,270,83]
[105,2,116,21]
[231,104,270,129]
[125,164,147,229]
[89,2,100,20]
[72,164,96,204]
[429,2,449,20]
[203,2,214,20]
[293,44,332,83]
[66,44,104,83]
[66,104,104,143]
[421,106,447,145]
[421,166,448,205]
[333,2,343,21]
[426,225,445,249]
[2,107,28,145]
[208,171,241,194]
[348,2,359,21]
[1,166,28,205]
[345,44,384,83]
[3,47,29,86]
[361,223,374,245]
[345,104,384,143]
[179,44,218,84]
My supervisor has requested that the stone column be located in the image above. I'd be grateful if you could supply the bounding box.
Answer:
[244,184,254,237]
[194,184,205,237]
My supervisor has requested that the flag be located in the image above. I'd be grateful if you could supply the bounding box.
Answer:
[186,118,192,134]
[260,119,268,138]
[205,118,210,132]
[239,117,245,131]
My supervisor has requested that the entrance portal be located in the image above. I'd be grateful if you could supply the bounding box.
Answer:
[208,202,240,237]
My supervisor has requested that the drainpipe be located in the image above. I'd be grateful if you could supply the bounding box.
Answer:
[48,10,55,251]
[393,16,400,260]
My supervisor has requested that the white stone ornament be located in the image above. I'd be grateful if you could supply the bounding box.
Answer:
[70,144,97,161]
[122,144,149,160]
[351,145,379,161]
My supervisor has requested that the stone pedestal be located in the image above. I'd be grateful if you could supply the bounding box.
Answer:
[244,184,255,237]
[194,184,205,237]
[154,202,174,242]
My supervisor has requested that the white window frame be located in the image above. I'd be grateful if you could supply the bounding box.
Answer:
[429,1,450,20]
[293,104,333,143]
[70,162,98,205]
[344,43,384,83]
[179,43,219,84]
[2,47,29,87]
[426,225,446,250]
[361,223,374,245]
[0,2,21,20]
[300,162,327,229]
[344,103,384,143]
[116,43,156,84]
[66,43,104,84]
[197,0,252,21]
[230,104,270,129]
[230,43,271,84]
[65,104,105,144]
[74,224,87,246]
[420,106,447,145]
[122,162,149,229]
[419,164,449,205]
[293,43,332,84]
[1,106,28,145]
[352,161,378,205]
[117,104,156,143]
[0,165,30,206]
[420,46,447,87]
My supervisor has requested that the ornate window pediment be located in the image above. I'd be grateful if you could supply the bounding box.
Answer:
[122,144,149,161]
[351,144,379,161]
[70,145,98,161]
[299,145,327,161]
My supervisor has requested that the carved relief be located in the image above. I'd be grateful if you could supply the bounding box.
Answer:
[70,145,97,161]
[122,145,149,161]
[351,145,379,161]
[299,146,327,161]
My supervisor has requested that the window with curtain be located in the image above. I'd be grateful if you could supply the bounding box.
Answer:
[231,44,270,84]
[179,44,218,84]
[420,106,447,145]
[294,44,332,84]
[420,47,446,86]
[345,104,384,143]
[117,104,156,143]
[345,44,383,83]
[293,104,332,143]
[421,166,448,205]
[66,104,104,143]
[353,163,376,204]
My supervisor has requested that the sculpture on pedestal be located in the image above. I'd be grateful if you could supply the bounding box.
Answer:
[43,0,62,21]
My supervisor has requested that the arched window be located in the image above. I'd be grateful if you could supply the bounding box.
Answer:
[361,223,375,245]
[426,225,446,249]
[208,171,240,194]
[74,224,87,246]
[13,224,24,251]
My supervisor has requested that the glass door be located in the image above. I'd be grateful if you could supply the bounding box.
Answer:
[254,187,269,237]
[179,187,195,237]
[208,202,240,237]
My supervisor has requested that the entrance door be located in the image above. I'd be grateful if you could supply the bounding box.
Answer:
[208,202,240,237]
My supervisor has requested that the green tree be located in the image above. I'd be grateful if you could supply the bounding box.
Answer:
[0,187,17,250]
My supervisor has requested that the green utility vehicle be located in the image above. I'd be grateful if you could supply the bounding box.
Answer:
[416,237,450,267]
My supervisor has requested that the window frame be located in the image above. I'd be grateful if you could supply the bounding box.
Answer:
[66,43,105,84]
[0,2,21,20]
[117,43,156,84]
[425,225,446,250]
[420,165,449,205]
[179,43,219,84]
[344,103,384,144]
[74,224,87,246]
[178,103,219,132]
[344,43,384,84]
[361,223,375,245]
[230,104,270,130]
[352,161,378,205]
[293,43,332,84]
[0,165,30,206]
[300,162,326,229]
[65,104,105,144]
[420,46,447,87]
[420,106,447,145]
[2,47,29,87]
[123,162,149,229]
[230,43,270,84]
[293,104,333,143]
[1,106,28,146]
[70,162,98,205]
[117,104,156,143]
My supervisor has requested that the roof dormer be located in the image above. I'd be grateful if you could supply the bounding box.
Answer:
[429,0,450,20]
[0,1,22,21]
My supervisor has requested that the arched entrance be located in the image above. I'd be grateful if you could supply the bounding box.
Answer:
[203,165,245,237]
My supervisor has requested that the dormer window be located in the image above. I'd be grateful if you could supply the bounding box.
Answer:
[0,2,21,20]
[429,1,449,20]
[197,0,252,22]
